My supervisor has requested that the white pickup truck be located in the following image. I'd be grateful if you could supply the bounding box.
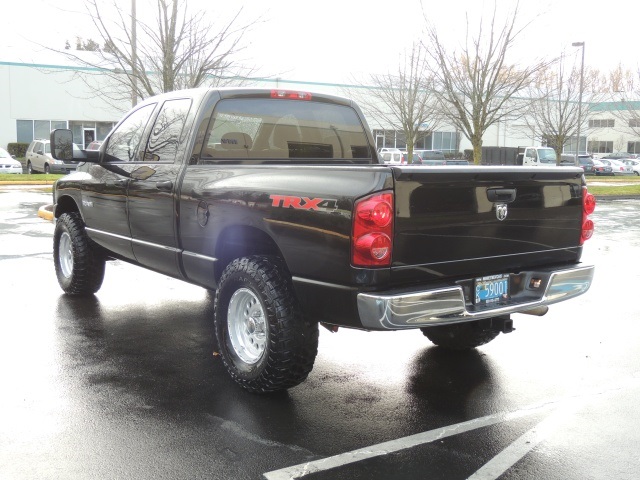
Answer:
[517,146,558,166]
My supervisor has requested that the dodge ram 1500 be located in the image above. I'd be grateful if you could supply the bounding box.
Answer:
[50,88,596,392]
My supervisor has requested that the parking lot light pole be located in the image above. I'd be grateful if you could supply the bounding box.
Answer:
[572,42,585,166]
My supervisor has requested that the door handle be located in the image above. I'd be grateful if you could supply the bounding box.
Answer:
[156,180,173,191]
[114,179,129,187]
[486,188,516,203]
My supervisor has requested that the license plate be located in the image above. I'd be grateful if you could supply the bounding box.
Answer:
[474,274,509,305]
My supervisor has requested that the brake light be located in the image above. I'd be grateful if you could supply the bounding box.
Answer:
[581,187,596,244]
[352,192,394,266]
[271,90,312,100]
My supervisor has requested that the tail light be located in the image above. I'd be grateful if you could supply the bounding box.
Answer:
[271,90,312,100]
[352,192,394,266]
[581,187,596,244]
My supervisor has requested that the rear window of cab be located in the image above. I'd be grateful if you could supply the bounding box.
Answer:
[197,98,372,162]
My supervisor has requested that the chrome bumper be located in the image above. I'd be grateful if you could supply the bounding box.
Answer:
[357,265,594,330]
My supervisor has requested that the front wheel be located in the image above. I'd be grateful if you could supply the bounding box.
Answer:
[27,161,34,174]
[421,317,508,350]
[53,212,106,295]
[214,256,318,393]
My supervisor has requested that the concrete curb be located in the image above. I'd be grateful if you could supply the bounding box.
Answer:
[38,204,54,222]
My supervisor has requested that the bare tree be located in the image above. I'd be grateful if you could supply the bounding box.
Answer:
[58,0,258,111]
[608,64,637,93]
[423,1,554,164]
[347,43,440,158]
[607,66,640,141]
[523,55,593,164]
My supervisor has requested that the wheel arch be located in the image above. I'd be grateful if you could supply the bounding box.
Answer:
[54,194,81,220]
[214,225,285,283]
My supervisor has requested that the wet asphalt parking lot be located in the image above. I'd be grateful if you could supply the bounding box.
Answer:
[1,186,639,480]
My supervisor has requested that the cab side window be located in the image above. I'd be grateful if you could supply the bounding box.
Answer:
[142,98,192,162]
[104,104,156,162]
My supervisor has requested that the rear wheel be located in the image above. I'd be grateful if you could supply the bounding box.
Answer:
[214,256,319,393]
[421,317,509,350]
[53,212,105,295]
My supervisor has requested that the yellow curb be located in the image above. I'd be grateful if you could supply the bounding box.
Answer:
[0,181,57,185]
[38,204,54,222]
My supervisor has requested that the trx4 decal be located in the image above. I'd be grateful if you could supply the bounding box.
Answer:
[270,195,337,211]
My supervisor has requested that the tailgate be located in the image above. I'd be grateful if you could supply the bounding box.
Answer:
[391,166,586,282]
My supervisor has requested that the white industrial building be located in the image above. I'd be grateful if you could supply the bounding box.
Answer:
[2,46,639,158]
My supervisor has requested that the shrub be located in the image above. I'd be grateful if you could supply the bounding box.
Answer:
[7,143,29,158]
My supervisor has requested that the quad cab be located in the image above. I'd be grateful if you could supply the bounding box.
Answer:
[50,88,596,393]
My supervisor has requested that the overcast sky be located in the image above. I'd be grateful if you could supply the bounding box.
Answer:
[3,0,638,85]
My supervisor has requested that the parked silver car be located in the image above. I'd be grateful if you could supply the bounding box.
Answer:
[599,158,634,176]
[26,139,79,174]
[622,159,640,176]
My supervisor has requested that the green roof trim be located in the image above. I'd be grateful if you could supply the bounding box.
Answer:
[589,101,640,112]
[0,60,367,90]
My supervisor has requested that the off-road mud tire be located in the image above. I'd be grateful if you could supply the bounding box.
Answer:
[53,212,105,295]
[214,256,319,393]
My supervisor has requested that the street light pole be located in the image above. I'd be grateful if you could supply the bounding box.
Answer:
[131,0,137,108]
[572,41,585,166]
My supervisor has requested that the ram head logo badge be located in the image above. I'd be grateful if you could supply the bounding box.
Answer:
[495,203,508,221]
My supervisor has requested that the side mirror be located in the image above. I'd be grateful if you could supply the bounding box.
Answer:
[51,129,100,162]
[50,129,75,161]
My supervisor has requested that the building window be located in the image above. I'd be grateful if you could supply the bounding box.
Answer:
[588,141,613,154]
[628,142,640,154]
[629,119,640,128]
[433,131,458,152]
[16,120,33,143]
[588,119,615,128]
[562,136,587,154]
[372,129,456,152]
[97,122,114,140]
[16,120,68,144]
[69,121,116,146]
[34,120,53,140]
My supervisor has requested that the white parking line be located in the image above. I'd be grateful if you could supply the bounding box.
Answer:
[263,402,554,480]
[467,402,577,480]
[263,379,640,480]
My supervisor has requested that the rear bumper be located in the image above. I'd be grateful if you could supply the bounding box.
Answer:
[357,265,594,330]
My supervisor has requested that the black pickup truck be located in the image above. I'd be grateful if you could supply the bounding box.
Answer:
[50,88,596,393]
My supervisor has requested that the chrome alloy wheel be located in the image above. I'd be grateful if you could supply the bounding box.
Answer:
[58,231,74,279]
[227,288,267,364]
